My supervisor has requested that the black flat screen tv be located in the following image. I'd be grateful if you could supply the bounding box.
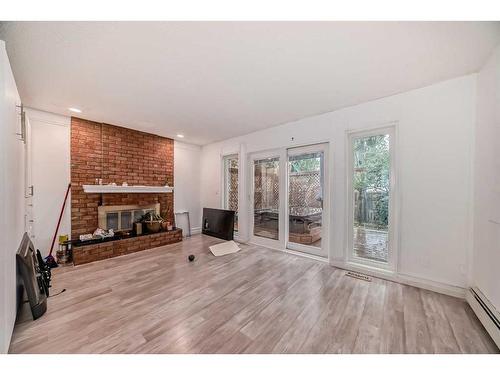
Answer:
[202,208,235,241]
[16,233,47,320]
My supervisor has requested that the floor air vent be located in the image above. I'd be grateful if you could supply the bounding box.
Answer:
[345,271,372,282]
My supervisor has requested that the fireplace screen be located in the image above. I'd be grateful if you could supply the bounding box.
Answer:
[98,203,160,231]
[107,212,119,230]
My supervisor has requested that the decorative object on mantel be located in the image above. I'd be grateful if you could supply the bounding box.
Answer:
[142,212,163,233]
[93,228,115,239]
[79,234,93,241]
[146,221,161,233]
[79,228,114,242]
[161,221,173,231]
[82,184,173,194]
[134,222,143,235]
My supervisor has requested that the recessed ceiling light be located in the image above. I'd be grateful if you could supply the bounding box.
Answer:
[177,134,184,138]
[68,107,82,113]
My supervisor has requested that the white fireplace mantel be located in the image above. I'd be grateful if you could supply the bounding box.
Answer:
[82,185,173,194]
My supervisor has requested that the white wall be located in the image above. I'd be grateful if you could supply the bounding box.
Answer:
[472,45,500,310]
[25,108,71,253]
[0,40,24,353]
[174,141,202,233]
[201,75,477,292]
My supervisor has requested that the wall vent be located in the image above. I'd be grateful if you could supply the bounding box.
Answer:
[345,271,372,282]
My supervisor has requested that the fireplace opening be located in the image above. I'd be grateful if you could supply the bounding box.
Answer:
[98,203,160,232]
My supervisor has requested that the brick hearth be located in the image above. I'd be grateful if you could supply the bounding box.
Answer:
[73,229,182,265]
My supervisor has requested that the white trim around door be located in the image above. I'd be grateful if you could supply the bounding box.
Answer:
[345,124,399,272]
[248,149,286,250]
[285,143,329,258]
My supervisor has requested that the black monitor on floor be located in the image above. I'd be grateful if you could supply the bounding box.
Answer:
[202,208,235,241]
[16,233,47,320]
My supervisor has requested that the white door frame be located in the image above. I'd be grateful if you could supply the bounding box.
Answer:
[248,148,286,250]
[285,143,329,258]
[220,153,239,210]
[220,152,240,237]
[24,114,34,240]
[345,124,399,272]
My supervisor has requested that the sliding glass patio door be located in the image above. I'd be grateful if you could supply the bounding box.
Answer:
[250,152,282,246]
[286,144,328,257]
[248,144,329,258]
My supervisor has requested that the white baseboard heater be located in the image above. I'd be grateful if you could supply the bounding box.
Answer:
[466,287,500,349]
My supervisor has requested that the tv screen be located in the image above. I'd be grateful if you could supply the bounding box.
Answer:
[202,208,235,241]
[16,233,47,320]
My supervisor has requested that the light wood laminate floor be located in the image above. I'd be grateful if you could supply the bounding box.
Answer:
[9,234,498,354]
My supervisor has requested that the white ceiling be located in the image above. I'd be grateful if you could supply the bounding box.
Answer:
[1,22,499,145]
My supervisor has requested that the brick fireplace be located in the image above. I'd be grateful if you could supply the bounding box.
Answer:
[70,117,181,264]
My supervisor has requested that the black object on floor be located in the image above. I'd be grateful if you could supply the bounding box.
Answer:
[202,207,235,240]
[16,233,48,320]
[188,254,195,262]
[49,288,66,297]
[36,249,52,296]
[44,254,58,268]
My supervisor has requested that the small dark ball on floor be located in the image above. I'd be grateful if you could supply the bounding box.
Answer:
[188,254,195,262]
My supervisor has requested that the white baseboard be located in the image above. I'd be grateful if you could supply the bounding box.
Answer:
[234,235,249,244]
[281,248,329,263]
[190,227,202,235]
[202,233,466,299]
[466,287,500,349]
[256,243,329,264]
[330,259,466,298]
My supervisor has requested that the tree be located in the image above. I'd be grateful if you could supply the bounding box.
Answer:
[353,135,390,227]
[290,153,321,172]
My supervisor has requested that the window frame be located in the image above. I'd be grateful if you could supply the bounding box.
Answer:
[221,153,239,233]
[345,125,398,272]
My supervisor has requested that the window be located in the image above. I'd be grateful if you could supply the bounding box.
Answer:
[223,154,239,232]
[253,157,280,240]
[348,128,395,268]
